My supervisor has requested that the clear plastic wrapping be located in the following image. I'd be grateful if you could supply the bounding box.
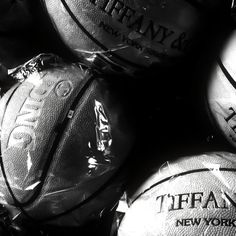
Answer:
[0,53,134,229]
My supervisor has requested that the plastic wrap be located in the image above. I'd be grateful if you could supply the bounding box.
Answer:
[0,53,134,230]
[114,152,236,236]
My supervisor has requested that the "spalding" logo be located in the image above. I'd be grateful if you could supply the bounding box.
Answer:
[6,80,58,151]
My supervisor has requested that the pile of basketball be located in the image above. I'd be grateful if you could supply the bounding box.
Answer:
[0,0,236,235]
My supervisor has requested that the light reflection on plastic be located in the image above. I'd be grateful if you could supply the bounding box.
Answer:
[75,45,129,55]
[232,0,235,8]
[86,54,97,63]
[86,141,99,172]
[25,72,42,86]
[88,156,98,170]
[75,48,108,55]
[85,100,114,173]
[94,100,112,153]
[203,162,231,189]
[27,152,32,172]
[9,53,62,82]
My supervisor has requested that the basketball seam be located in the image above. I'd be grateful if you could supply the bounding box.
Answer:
[217,58,236,90]
[132,168,236,204]
[0,72,95,223]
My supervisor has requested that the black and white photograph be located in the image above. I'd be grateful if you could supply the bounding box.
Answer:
[0,1,235,235]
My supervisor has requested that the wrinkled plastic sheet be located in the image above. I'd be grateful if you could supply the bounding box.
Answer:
[0,53,132,233]
[113,152,236,236]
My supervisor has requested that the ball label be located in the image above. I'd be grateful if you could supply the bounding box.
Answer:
[7,79,56,151]
[176,218,236,227]
[55,80,73,97]
[89,0,191,53]
[155,191,235,213]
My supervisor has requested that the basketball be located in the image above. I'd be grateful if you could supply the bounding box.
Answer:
[206,30,236,149]
[0,54,134,227]
[118,152,236,236]
[0,0,11,15]
[41,0,223,74]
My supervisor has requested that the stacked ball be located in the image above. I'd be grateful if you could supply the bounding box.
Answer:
[0,0,235,235]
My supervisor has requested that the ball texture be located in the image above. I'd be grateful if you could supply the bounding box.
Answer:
[118,152,236,236]
[0,57,133,227]
[41,0,223,74]
[206,30,236,149]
